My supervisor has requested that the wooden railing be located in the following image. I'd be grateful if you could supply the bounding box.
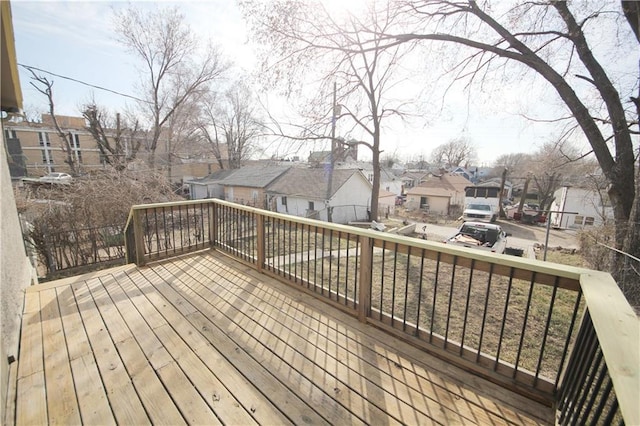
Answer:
[124,199,639,422]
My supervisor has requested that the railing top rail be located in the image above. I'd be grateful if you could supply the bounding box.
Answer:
[127,199,590,283]
[129,198,215,210]
[579,271,640,425]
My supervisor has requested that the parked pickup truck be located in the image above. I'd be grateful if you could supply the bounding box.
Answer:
[444,222,509,254]
[462,203,497,223]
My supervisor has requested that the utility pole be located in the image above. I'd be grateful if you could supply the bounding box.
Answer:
[498,167,508,218]
[326,82,338,223]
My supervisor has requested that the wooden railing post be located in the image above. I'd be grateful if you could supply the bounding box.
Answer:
[256,214,265,271]
[132,208,146,266]
[208,201,216,247]
[357,236,372,323]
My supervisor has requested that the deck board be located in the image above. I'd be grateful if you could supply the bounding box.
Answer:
[12,250,554,425]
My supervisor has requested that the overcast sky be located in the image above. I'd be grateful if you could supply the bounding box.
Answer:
[10,1,638,166]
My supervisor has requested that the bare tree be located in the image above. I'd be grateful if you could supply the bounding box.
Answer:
[82,103,142,170]
[197,82,263,169]
[430,137,477,169]
[491,153,532,178]
[27,69,80,175]
[112,4,228,167]
[368,0,639,303]
[241,0,416,221]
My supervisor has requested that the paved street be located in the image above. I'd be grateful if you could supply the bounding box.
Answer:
[410,220,579,258]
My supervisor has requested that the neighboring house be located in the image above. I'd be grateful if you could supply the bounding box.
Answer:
[186,169,237,200]
[449,166,473,182]
[219,165,291,209]
[476,178,513,200]
[549,186,614,229]
[378,189,396,217]
[267,168,372,224]
[346,163,403,196]
[404,173,470,215]
[400,171,430,192]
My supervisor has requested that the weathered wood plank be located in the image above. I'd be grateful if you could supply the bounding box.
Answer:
[17,292,42,380]
[172,255,462,425]
[15,371,47,426]
[72,279,149,425]
[116,337,186,425]
[156,361,221,425]
[56,285,92,360]
[39,287,81,425]
[190,252,553,425]
[16,252,555,426]
[70,354,114,425]
[159,259,382,425]
[153,324,259,425]
[88,273,185,424]
[133,265,326,425]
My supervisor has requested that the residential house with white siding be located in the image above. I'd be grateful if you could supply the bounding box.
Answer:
[267,168,372,223]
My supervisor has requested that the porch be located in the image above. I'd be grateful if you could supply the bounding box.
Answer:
[10,250,551,425]
[7,199,638,425]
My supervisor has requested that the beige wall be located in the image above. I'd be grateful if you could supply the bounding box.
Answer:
[406,194,450,215]
[6,125,103,176]
[1,129,37,417]
[224,186,268,209]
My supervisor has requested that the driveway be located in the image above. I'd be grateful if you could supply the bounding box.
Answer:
[411,220,578,258]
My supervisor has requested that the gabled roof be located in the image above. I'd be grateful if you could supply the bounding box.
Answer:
[406,186,453,197]
[267,168,371,200]
[187,169,237,185]
[379,189,396,199]
[218,165,291,188]
[413,173,469,193]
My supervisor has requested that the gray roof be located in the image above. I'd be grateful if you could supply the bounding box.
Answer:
[188,169,238,184]
[267,168,370,199]
[218,165,291,188]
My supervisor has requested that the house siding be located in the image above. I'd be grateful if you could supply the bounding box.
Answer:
[225,186,268,209]
[273,173,371,223]
[1,129,38,416]
[550,186,614,229]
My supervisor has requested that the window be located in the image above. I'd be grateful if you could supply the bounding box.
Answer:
[281,196,287,206]
[38,132,50,146]
[573,215,584,226]
[4,129,16,139]
[70,133,83,163]
[585,217,595,226]
[40,132,53,164]
[308,201,315,211]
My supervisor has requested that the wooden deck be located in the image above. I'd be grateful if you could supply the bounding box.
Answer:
[10,250,554,425]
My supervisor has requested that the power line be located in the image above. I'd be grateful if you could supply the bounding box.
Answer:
[19,63,152,104]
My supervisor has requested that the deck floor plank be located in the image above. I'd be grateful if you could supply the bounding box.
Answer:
[15,291,46,426]
[152,257,375,425]
[93,272,187,425]
[71,279,149,425]
[39,287,81,425]
[13,250,554,425]
[181,255,510,424]
[199,254,553,425]
[131,264,319,425]
[56,285,113,424]
[165,256,444,425]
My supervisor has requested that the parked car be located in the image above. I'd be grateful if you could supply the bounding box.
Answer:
[444,221,509,254]
[462,203,497,222]
[39,172,72,183]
